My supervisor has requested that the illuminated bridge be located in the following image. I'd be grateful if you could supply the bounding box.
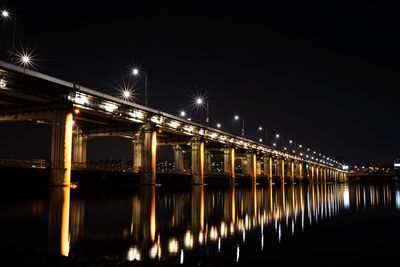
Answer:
[0,60,347,185]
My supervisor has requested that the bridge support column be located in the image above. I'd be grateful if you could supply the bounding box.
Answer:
[287,161,294,182]
[72,132,86,165]
[50,110,73,186]
[173,145,184,171]
[141,124,157,184]
[191,138,204,184]
[320,168,324,182]
[295,162,303,182]
[256,161,262,175]
[315,166,320,183]
[205,150,212,173]
[263,155,273,182]
[310,164,315,183]
[224,147,235,181]
[133,133,142,169]
[276,158,285,182]
[48,187,70,256]
[245,151,257,182]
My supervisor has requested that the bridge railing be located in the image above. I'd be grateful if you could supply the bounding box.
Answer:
[72,162,140,172]
[0,158,48,169]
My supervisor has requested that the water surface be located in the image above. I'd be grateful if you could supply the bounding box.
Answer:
[1,183,399,266]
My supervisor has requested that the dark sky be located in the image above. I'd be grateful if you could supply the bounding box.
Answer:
[1,1,399,165]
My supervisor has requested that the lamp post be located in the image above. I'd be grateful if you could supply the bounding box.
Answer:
[195,97,209,125]
[234,115,244,136]
[275,133,284,149]
[132,68,148,106]
[1,10,17,63]
[258,126,268,145]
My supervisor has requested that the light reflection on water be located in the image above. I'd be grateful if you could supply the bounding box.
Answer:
[0,183,399,265]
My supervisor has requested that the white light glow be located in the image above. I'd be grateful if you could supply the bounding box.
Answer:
[343,187,350,209]
[168,238,179,254]
[129,110,144,120]
[1,10,9,17]
[180,249,184,264]
[234,115,239,120]
[184,231,194,249]
[217,123,221,128]
[127,246,141,261]
[180,111,186,117]
[103,102,118,113]
[132,68,139,75]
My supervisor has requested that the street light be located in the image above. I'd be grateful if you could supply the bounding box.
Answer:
[1,10,9,17]
[195,97,209,125]
[258,126,268,145]
[275,133,284,148]
[216,123,221,128]
[132,67,148,106]
[234,115,244,136]
[1,9,17,63]
[180,110,186,117]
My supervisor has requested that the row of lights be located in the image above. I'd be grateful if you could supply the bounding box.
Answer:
[1,8,341,168]
[178,104,337,166]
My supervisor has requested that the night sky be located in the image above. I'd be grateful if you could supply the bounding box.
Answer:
[0,1,399,165]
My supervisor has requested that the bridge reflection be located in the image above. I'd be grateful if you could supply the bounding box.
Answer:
[46,183,399,263]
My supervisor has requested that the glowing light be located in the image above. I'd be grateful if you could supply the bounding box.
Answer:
[168,238,179,254]
[259,138,263,142]
[63,112,73,186]
[343,187,350,209]
[217,123,221,128]
[289,140,293,143]
[123,90,131,99]
[129,110,144,120]
[127,246,141,261]
[74,108,80,115]
[396,191,400,209]
[61,187,70,256]
[220,222,227,237]
[22,55,30,64]
[199,231,204,244]
[234,115,239,120]
[210,226,218,241]
[236,244,240,262]
[180,249,184,264]
[275,134,280,138]
[149,244,160,259]
[259,126,263,130]
[169,121,180,129]
[0,75,7,88]
[180,110,186,117]
[132,68,139,75]
[184,231,194,249]
[273,143,276,147]
[73,94,88,105]
[299,144,302,148]
[103,102,118,113]
[1,10,9,18]
[196,97,203,105]
[218,237,221,252]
